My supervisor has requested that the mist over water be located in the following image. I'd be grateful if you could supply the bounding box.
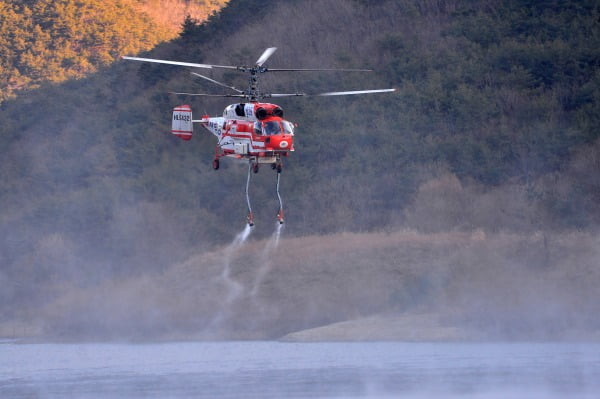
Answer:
[2,341,599,399]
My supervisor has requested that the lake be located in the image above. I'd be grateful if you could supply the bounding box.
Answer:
[1,341,599,398]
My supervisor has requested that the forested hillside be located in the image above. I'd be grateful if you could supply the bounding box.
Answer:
[0,0,599,338]
[0,0,227,101]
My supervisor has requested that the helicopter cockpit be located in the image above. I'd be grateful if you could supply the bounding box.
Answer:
[254,120,295,136]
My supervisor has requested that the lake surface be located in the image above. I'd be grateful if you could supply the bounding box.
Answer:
[1,341,599,398]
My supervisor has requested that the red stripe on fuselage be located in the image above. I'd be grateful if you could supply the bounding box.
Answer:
[226,134,255,139]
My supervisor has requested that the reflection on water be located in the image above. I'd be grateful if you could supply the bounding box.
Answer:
[1,342,599,398]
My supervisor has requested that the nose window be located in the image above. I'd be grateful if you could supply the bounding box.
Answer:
[282,121,294,134]
[262,121,282,136]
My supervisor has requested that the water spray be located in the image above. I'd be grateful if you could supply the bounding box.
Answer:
[205,224,253,333]
[250,222,284,297]
[220,224,252,302]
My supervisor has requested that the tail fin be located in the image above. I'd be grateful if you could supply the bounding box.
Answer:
[172,105,193,140]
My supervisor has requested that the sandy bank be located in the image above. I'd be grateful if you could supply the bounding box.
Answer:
[280,313,481,342]
[280,313,600,342]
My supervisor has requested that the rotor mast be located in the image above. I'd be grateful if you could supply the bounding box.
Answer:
[240,47,276,102]
[248,67,261,102]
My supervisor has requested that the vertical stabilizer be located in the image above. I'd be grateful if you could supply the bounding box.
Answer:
[172,105,193,140]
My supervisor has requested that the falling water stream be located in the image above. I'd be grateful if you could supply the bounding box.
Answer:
[207,222,283,332]
[205,224,253,330]
[251,222,284,297]
[220,224,252,302]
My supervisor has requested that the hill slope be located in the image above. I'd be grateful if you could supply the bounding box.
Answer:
[0,0,599,338]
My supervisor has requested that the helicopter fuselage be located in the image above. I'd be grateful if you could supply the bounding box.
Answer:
[172,102,294,166]
[207,102,294,162]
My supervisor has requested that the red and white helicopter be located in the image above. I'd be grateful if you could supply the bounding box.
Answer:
[123,48,395,226]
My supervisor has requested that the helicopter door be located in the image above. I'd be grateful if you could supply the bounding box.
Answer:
[172,105,193,140]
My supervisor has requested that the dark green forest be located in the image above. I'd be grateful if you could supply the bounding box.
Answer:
[0,0,599,333]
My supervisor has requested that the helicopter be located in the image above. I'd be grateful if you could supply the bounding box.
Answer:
[122,48,395,226]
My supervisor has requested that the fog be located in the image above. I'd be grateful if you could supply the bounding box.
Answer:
[3,341,599,398]
[3,219,598,341]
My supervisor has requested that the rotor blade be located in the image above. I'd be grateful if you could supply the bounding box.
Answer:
[255,47,277,67]
[122,56,238,70]
[169,91,246,97]
[267,93,306,97]
[315,88,396,96]
[191,72,244,93]
[264,89,396,98]
[266,68,373,72]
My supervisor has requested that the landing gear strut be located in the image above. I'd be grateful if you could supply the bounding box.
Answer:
[213,145,222,170]
[271,162,283,173]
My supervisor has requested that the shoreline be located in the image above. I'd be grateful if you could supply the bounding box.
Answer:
[4,313,600,344]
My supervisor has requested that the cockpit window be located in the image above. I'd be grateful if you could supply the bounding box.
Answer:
[262,121,282,136]
[282,120,294,135]
[254,122,262,135]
